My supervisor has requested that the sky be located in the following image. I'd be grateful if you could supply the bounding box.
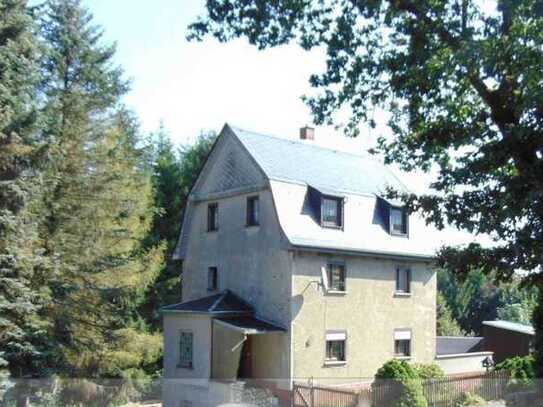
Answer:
[80,0,489,247]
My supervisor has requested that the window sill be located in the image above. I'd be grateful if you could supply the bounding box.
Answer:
[177,364,193,370]
[245,224,260,229]
[322,224,343,230]
[326,290,347,296]
[207,230,218,234]
[394,292,411,298]
[394,356,411,361]
[323,360,347,367]
[390,232,408,238]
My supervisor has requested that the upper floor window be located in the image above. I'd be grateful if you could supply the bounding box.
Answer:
[246,196,259,226]
[178,331,193,368]
[325,330,347,364]
[327,262,346,292]
[394,329,411,358]
[208,267,218,291]
[321,196,343,228]
[390,206,407,235]
[395,267,411,294]
[207,203,218,232]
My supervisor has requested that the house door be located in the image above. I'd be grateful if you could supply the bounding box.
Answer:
[237,336,253,379]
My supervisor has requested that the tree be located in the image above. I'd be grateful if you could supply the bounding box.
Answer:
[141,130,216,328]
[436,294,464,336]
[0,0,50,376]
[37,0,163,376]
[188,0,543,374]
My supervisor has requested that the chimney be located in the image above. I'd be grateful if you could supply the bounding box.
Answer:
[299,126,315,141]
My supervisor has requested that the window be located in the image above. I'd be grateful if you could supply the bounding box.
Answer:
[207,203,218,231]
[207,267,218,291]
[395,267,411,294]
[390,207,408,235]
[394,329,411,357]
[325,331,346,363]
[178,331,193,368]
[327,262,346,292]
[321,196,343,228]
[246,196,259,226]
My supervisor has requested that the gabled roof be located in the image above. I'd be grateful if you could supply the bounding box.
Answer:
[230,125,408,198]
[161,290,253,314]
[483,320,535,336]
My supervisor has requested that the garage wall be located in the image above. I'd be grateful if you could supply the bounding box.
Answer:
[435,352,493,375]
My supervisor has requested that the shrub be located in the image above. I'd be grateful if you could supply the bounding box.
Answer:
[375,359,418,381]
[455,392,485,406]
[413,363,445,380]
[495,356,536,391]
[394,379,428,407]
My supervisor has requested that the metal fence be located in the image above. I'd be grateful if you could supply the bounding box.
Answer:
[293,371,510,407]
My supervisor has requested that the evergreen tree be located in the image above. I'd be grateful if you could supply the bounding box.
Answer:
[142,130,216,328]
[37,0,162,376]
[436,294,464,337]
[0,0,50,376]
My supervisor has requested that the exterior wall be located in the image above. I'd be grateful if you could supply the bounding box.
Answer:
[163,314,212,381]
[435,352,493,375]
[212,322,244,380]
[291,251,436,382]
[178,133,292,385]
[482,326,534,364]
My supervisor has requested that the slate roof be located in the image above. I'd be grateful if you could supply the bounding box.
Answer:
[161,290,253,314]
[436,336,484,356]
[483,320,535,336]
[215,316,286,334]
[231,125,408,198]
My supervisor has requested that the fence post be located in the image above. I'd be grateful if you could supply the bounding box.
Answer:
[310,384,314,407]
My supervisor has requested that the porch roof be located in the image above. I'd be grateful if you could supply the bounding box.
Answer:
[161,290,253,315]
[214,316,286,335]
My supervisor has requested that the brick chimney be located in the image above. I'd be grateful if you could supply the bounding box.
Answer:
[299,126,315,140]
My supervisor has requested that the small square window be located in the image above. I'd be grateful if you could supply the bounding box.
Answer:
[327,263,346,292]
[394,329,412,357]
[396,267,411,294]
[321,196,343,228]
[246,196,259,226]
[207,267,218,291]
[325,331,346,363]
[179,331,193,368]
[390,207,407,235]
[207,203,218,231]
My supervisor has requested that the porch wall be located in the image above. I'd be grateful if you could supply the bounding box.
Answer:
[212,322,244,380]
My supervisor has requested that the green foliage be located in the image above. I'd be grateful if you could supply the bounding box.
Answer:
[188,0,543,373]
[455,392,485,407]
[413,363,445,380]
[140,129,216,328]
[394,379,428,407]
[496,356,536,390]
[436,293,465,336]
[375,360,418,381]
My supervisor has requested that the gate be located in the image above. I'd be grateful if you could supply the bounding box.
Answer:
[292,383,362,407]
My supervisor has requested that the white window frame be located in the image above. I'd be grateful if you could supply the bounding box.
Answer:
[395,266,411,295]
[394,329,412,358]
[325,330,347,364]
[178,330,194,369]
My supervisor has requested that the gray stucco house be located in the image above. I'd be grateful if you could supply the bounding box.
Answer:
[162,124,488,404]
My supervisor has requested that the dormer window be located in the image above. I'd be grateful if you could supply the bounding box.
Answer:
[321,196,343,228]
[390,206,407,235]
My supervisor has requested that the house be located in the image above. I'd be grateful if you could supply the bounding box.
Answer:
[162,124,456,404]
[482,320,535,364]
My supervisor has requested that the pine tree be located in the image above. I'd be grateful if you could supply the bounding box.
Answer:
[0,0,50,376]
[37,0,163,376]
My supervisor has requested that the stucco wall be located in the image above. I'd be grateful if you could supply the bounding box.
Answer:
[436,353,492,375]
[176,132,292,384]
[163,314,212,380]
[291,251,436,382]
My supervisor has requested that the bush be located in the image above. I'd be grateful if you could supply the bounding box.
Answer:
[394,379,428,407]
[413,363,445,380]
[375,359,418,381]
[455,392,485,406]
[495,356,536,391]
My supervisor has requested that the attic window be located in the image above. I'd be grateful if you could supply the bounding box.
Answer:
[390,206,407,235]
[321,196,343,228]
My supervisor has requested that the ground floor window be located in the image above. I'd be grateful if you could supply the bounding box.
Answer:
[325,330,346,363]
[394,329,411,357]
[178,331,193,368]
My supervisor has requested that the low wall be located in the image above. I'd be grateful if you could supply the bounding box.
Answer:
[435,351,493,375]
